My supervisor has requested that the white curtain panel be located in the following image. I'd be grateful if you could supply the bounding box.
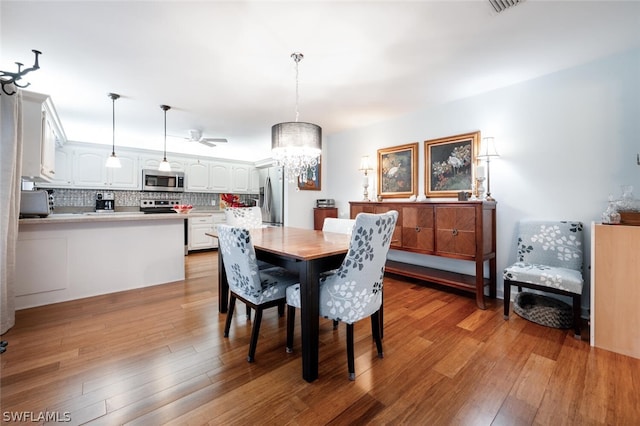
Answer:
[1,89,23,334]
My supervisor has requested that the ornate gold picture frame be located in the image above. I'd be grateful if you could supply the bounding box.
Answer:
[424,131,480,198]
[377,143,419,199]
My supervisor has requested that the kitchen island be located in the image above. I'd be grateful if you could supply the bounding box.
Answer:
[16,212,202,309]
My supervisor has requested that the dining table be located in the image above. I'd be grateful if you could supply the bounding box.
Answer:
[208,226,351,382]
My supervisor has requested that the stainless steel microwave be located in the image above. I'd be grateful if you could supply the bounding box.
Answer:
[142,169,185,192]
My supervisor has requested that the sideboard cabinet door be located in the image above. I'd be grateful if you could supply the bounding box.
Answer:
[435,206,476,258]
[402,205,434,253]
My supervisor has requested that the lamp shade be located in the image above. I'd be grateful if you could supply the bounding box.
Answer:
[272,121,322,182]
[359,155,373,172]
[272,122,322,152]
[478,137,499,159]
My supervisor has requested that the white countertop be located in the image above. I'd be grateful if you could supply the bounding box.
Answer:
[19,211,215,225]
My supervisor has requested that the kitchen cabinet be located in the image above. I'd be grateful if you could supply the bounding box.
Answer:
[73,147,139,189]
[250,168,260,193]
[38,148,73,188]
[231,165,250,193]
[21,90,67,182]
[188,213,224,251]
[141,157,185,172]
[590,223,640,359]
[350,201,496,309]
[186,161,231,193]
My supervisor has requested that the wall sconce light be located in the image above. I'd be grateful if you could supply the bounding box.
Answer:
[0,49,41,96]
[159,105,172,172]
[105,93,122,168]
[359,155,374,201]
[477,137,499,201]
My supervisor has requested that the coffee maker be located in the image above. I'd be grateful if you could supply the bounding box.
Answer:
[95,192,115,213]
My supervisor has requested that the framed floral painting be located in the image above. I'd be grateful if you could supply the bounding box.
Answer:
[424,131,480,198]
[377,143,418,198]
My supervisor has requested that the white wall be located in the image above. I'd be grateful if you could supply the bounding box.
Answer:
[287,47,640,312]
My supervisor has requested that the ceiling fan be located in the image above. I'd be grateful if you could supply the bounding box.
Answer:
[184,129,228,147]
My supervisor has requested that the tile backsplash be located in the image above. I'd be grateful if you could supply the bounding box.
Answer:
[45,188,258,210]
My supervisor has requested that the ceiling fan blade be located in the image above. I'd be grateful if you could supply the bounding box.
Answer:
[202,137,227,143]
[199,140,216,147]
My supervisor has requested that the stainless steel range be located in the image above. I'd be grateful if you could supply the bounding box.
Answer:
[140,199,180,214]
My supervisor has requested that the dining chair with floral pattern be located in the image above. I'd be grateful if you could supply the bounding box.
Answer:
[285,210,398,380]
[217,224,299,362]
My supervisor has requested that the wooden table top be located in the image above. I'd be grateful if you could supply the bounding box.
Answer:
[208,226,350,261]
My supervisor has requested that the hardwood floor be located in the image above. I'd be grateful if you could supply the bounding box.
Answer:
[1,251,638,425]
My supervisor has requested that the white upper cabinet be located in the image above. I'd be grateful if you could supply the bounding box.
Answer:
[141,156,185,172]
[231,165,250,193]
[210,162,231,192]
[73,147,139,189]
[186,161,231,193]
[249,167,260,193]
[38,148,73,188]
[21,90,66,182]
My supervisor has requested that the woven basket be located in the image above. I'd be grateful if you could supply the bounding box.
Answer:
[513,292,572,329]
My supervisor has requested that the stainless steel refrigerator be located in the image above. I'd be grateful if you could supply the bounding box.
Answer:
[258,166,284,226]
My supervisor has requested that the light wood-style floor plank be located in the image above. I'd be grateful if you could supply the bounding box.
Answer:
[1,251,638,425]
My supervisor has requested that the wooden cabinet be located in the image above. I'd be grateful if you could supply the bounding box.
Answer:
[591,223,640,359]
[21,91,66,182]
[402,205,434,252]
[313,207,338,230]
[350,201,496,309]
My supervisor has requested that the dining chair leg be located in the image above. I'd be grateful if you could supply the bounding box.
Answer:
[371,311,383,358]
[247,307,263,363]
[346,323,355,381]
[286,305,295,353]
[224,295,237,338]
[246,305,251,320]
[572,293,582,339]
[503,281,511,320]
[278,300,285,317]
[332,320,338,330]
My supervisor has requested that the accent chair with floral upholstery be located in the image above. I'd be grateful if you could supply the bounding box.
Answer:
[503,220,584,337]
[217,224,299,362]
[285,210,399,380]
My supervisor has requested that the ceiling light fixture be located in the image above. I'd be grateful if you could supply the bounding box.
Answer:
[159,104,172,172]
[0,49,41,96]
[271,52,322,183]
[105,93,122,168]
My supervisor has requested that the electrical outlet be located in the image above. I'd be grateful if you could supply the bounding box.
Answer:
[211,199,216,206]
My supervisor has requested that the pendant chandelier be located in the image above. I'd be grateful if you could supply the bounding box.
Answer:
[272,52,322,183]
[105,93,122,168]
[159,104,171,172]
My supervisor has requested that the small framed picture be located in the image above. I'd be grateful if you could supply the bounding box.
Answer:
[377,143,419,198]
[297,160,321,191]
[424,131,480,198]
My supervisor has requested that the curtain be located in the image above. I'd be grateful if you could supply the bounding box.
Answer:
[1,89,23,334]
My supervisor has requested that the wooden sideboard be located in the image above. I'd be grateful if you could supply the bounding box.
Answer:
[350,201,496,309]
[313,207,338,230]
[590,223,640,359]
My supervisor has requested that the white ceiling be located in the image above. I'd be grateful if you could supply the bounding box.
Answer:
[2,1,640,161]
